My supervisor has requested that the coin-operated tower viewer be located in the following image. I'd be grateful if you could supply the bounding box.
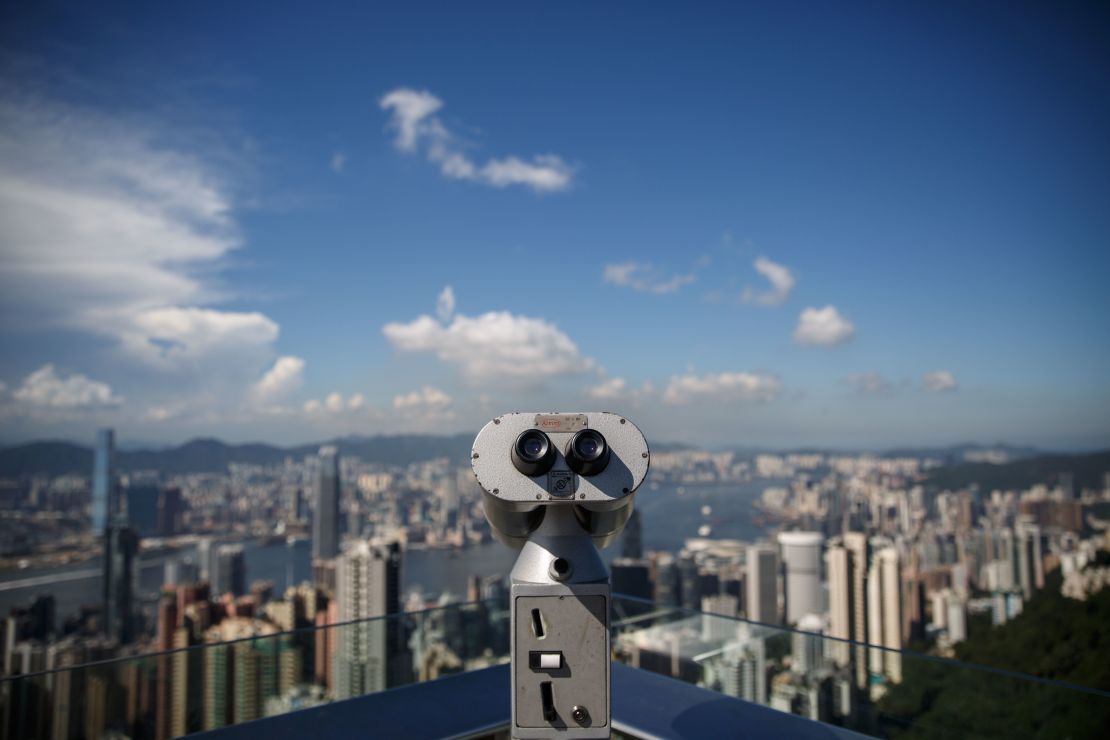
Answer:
[472,412,650,739]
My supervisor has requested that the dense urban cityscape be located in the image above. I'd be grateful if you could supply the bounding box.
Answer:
[0,428,1107,737]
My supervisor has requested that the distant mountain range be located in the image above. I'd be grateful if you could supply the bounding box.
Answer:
[923,449,1110,492]
[0,436,1106,491]
[0,434,475,476]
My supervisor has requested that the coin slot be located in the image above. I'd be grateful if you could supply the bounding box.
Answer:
[531,608,545,638]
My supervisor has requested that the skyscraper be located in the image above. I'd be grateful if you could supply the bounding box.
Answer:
[778,531,824,624]
[843,532,871,688]
[746,544,778,625]
[621,509,643,559]
[312,447,341,561]
[333,540,403,699]
[91,428,117,534]
[213,546,246,598]
[826,541,852,666]
[103,525,138,643]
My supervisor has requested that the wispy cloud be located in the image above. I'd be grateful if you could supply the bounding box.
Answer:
[845,371,891,395]
[663,372,781,404]
[603,262,696,294]
[330,152,346,173]
[794,305,856,346]
[923,370,958,392]
[0,90,294,424]
[436,285,456,323]
[741,257,795,306]
[379,88,574,193]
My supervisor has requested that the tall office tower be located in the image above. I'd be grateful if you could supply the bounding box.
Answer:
[866,547,903,686]
[610,558,653,601]
[678,553,701,610]
[103,525,138,643]
[197,537,217,584]
[843,532,870,689]
[333,540,404,699]
[1015,521,1044,598]
[778,531,824,624]
[156,487,183,536]
[91,428,117,534]
[622,509,643,559]
[746,544,779,625]
[213,545,246,597]
[313,447,341,561]
[652,553,681,606]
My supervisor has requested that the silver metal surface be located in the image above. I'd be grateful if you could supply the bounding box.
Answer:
[472,411,650,506]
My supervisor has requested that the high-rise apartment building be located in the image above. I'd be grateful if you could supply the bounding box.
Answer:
[778,531,824,624]
[312,447,341,561]
[1016,521,1044,599]
[333,540,403,699]
[843,532,870,688]
[866,546,903,686]
[746,544,778,625]
[91,429,117,534]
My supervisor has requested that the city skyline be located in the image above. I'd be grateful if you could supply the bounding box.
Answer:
[1,3,1109,450]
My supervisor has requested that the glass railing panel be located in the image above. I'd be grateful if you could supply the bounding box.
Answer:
[0,598,510,739]
[609,594,1110,738]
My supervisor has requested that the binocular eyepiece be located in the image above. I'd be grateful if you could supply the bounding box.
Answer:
[472,412,649,548]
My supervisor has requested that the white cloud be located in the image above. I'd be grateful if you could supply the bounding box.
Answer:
[923,370,958,392]
[663,372,781,404]
[380,89,444,152]
[741,257,795,306]
[845,372,890,395]
[379,88,574,193]
[393,386,452,410]
[347,393,366,410]
[0,91,294,425]
[252,356,306,401]
[12,364,122,408]
[793,305,856,346]
[383,292,592,383]
[324,392,345,413]
[436,285,456,323]
[330,152,346,173]
[603,262,696,294]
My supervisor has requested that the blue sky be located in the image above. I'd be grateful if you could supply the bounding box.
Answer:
[1,1,1108,449]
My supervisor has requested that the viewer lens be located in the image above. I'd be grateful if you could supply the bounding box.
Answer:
[565,429,610,476]
[522,434,546,460]
[512,430,555,476]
